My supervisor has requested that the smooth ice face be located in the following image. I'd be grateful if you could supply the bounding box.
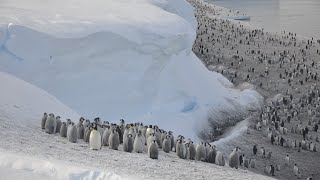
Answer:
[0,0,262,140]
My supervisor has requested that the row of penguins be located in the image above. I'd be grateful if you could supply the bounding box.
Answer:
[41,112,229,165]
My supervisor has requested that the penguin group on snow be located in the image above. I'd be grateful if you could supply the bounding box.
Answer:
[41,113,232,163]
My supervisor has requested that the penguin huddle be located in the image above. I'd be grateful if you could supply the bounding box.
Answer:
[41,113,245,166]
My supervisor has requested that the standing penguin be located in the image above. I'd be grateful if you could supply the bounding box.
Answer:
[261,147,266,158]
[215,151,225,166]
[196,142,206,161]
[41,113,48,129]
[187,141,196,160]
[83,119,90,127]
[45,113,56,134]
[84,125,92,143]
[207,145,217,163]
[67,122,78,143]
[267,151,272,159]
[229,147,240,169]
[250,158,256,168]
[253,144,257,155]
[102,127,112,146]
[134,131,145,153]
[285,155,290,166]
[146,125,154,141]
[162,135,171,153]
[205,143,211,162]
[77,124,85,139]
[60,122,67,137]
[244,159,249,168]
[123,134,134,153]
[77,117,84,127]
[168,131,175,151]
[161,131,167,146]
[89,125,102,150]
[293,164,299,176]
[148,140,159,159]
[176,139,185,159]
[109,129,120,150]
[147,133,157,149]
[55,116,62,133]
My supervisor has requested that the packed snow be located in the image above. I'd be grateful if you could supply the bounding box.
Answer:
[0,0,262,141]
[0,71,271,180]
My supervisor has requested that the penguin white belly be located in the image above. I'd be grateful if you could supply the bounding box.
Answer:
[90,130,102,150]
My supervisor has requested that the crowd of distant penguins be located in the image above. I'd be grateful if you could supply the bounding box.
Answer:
[252,84,320,179]
[187,0,320,179]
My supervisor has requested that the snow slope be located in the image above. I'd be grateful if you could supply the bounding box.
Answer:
[0,71,271,180]
[0,0,262,140]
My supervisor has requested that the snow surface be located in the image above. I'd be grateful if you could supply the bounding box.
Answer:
[0,72,271,180]
[0,0,262,141]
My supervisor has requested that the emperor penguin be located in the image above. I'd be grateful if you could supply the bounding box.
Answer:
[45,113,56,134]
[176,139,186,159]
[147,133,157,149]
[155,128,161,148]
[297,170,302,179]
[249,158,256,168]
[160,131,167,146]
[285,155,290,166]
[41,113,48,129]
[89,125,102,150]
[168,131,174,151]
[207,145,217,163]
[261,147,266,158]
[243,158,249,168]
[123,134,134,152]
[162,135,171,153]
[77,117,85,127]
[66,119,72,127]
[83,119,90,127]
[77,124,85,139]
[134,131,145,153]
[148,140,159,159]
[187,141,196,160]
[146,125,154,141]
[141,126,147,140]
[205,143,211,161]
[94,117,101,125]
[229,147,240,169]
[60,122,67,137]
[116,125,123,144]
[102,126,112,146]
[84,125,93,143]
[264,166,271,174]
[55,116,62,133]
[123,126,130,143]
[293,164,299,176]
[196,142,206,161]
[128,127,136,141]
[310,142,314,152]
[109,129,120,150]
[67,122,78,143]
[215,151,225,166]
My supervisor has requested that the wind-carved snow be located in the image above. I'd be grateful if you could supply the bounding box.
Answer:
[0,0,262,141]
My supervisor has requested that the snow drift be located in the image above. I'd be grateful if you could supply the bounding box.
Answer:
[0,0,262,140]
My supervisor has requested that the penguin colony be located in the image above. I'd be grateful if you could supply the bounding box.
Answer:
[188,0,320,178]
[41,114,233,164]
